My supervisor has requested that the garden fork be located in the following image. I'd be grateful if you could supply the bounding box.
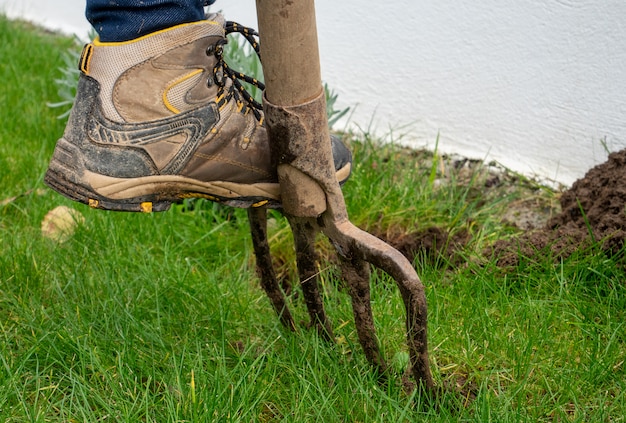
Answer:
[248,0,434,391]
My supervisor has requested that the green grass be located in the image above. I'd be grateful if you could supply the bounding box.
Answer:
[1,15,625,422]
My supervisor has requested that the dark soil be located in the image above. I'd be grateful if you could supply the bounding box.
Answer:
[374,149,626,268]
[382,226,471,267]
[491,149,626,266]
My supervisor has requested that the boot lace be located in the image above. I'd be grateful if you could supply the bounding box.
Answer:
[207,21,265,123]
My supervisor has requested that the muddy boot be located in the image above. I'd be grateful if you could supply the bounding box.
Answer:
[45,14,351,212]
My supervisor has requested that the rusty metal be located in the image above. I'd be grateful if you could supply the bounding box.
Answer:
[286,215,335,340]
[248,208,335,340]
[252,0,435,391]
[247,207,296,331]
[338,253,388,376]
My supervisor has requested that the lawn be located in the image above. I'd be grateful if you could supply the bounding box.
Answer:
[1,15,625,422]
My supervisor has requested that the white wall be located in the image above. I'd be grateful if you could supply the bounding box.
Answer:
[3,0,625,186]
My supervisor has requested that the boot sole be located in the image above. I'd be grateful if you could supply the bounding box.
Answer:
[45,137,351,212]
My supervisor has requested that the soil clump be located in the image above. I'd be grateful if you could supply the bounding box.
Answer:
[492,149,626,267]
[374,150,626,268]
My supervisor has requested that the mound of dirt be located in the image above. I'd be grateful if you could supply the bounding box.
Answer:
[492,149,626,266]
[370,149,626,269]
[382,226,471,267]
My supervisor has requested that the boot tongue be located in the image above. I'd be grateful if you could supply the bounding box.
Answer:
[206,13,226,28]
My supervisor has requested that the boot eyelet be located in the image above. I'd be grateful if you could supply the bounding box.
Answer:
[214,69,224,85]
[206,45,215,56]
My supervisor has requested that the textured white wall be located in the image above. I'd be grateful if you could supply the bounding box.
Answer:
[3,0,625,186]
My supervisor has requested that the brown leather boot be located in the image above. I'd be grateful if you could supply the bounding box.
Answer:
[45,14,351,212]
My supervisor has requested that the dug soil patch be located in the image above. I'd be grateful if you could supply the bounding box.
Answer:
[491,149,626,266]
[374,149,626,268]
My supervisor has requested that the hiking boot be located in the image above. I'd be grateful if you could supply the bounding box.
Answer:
[44,14,351,212]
